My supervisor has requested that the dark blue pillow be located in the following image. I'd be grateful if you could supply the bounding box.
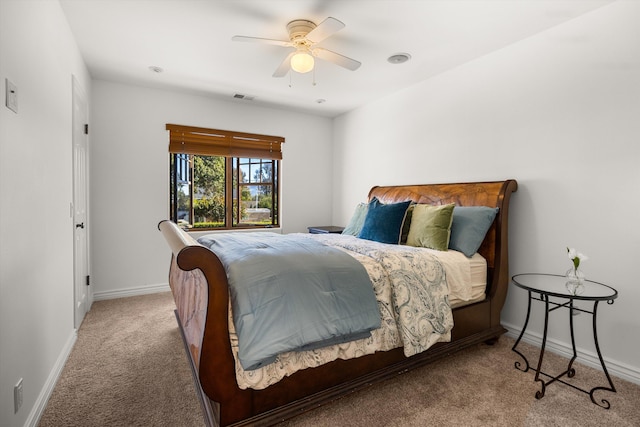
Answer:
[357,198,411,244]
[448,206,499,257]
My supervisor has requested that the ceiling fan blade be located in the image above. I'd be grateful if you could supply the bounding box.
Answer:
[305,17,345,43]
[313,48,361,71]
[273,52,295,77]
[232,35,292,47]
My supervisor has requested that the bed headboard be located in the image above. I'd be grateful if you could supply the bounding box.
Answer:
[367,180,518,299]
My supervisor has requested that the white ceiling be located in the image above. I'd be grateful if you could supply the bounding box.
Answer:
[59,0,613,118]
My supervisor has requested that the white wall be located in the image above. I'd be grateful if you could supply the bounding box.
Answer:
[0,1,91,426]
[333,1,640,382]
[90,81,333,298]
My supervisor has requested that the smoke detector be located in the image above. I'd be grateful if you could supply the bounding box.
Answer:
[387,53,411,64]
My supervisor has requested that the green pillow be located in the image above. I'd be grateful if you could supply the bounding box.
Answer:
[406,203,455,250]
[342,202,369,236]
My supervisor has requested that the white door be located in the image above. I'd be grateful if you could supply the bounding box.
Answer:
[72,76,89,329]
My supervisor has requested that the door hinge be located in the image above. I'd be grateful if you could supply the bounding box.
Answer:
[84,124,89,135]
[86,275,90,287]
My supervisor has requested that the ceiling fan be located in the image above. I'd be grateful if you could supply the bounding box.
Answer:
[232,17,361,77]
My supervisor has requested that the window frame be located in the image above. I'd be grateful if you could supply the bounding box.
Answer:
[167,124,283,231]
[232,157,279,228]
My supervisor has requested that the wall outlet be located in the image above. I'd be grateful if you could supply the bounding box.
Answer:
[14,378,23,413]
[5,78,18,113]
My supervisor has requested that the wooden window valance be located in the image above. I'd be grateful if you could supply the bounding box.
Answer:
[166,124,284,160]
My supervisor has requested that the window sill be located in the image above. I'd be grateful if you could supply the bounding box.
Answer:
[185,227,282,237]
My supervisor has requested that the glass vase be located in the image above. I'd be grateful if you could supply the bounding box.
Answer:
[565,268,585,296]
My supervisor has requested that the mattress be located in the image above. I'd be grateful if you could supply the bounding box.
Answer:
[448,252,487,308]
[411,247,486,308]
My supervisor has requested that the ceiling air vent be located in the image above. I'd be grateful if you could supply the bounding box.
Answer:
[233,93,255,101]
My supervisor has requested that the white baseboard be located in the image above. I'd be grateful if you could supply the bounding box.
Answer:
[27,330,77,427]
[92,283,170,301]
[503,321,640,386]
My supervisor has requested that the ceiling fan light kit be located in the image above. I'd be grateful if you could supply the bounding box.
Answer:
[291,50,314,73]
[232,17,361,78]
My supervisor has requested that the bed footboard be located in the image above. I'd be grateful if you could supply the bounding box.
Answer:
[158,221,251,424]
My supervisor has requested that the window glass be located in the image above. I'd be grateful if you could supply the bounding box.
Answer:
[171,154,278,230]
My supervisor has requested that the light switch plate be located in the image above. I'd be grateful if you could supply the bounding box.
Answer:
[14,378,23,413]
[6,78,18,113]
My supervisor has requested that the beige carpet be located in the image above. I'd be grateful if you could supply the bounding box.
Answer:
[39,292,204,427]
[39,292,640,426]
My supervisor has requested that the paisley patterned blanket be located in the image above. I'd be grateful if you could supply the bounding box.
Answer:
[231,233,454,390]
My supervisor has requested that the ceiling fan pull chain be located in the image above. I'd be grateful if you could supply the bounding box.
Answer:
[313,67,317,86]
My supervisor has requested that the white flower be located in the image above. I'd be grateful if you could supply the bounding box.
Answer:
[567,247,588,270]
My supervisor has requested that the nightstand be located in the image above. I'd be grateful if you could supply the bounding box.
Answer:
[511,273,618,408]
[307,226,345,234]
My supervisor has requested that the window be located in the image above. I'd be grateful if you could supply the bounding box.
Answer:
[167,124,283,230]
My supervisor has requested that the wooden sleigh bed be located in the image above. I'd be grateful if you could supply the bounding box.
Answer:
[158,179,518,426]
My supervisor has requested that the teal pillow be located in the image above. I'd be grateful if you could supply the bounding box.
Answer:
[406,204,455,250]
[449,206,499,257]
[342,202,369,236]
[357,198,411,244]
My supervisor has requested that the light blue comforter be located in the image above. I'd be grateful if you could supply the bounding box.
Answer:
[198,232,381,371]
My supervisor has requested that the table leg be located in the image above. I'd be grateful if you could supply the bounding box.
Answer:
[566,299,578,378]
[533,293,550,399]
[589,300,616,409]
[512,290,532,372]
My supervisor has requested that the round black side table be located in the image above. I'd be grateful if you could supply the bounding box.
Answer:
[511,273,618,409]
